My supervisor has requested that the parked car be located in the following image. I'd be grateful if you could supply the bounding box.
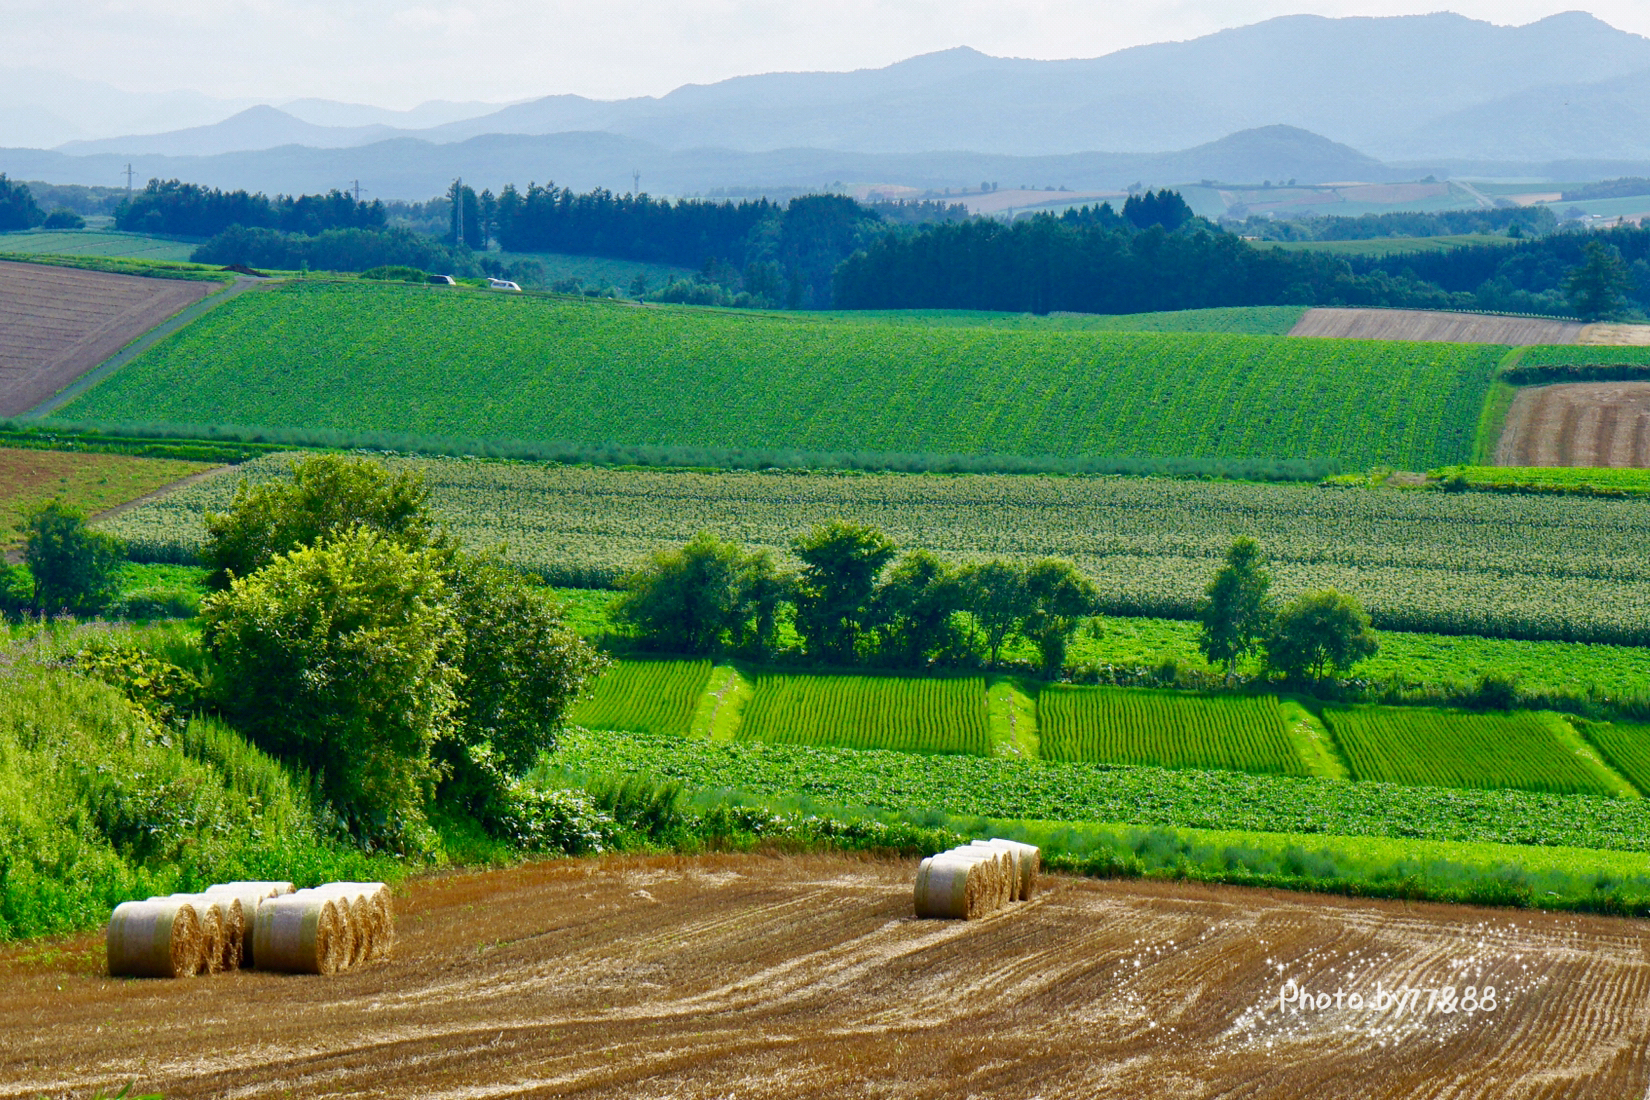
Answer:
[487,278,523,292]
[428,274,457,286]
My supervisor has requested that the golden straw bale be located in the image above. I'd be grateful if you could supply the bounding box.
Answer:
[205,882,292,968]
[914,853,996,920]
[942,847,1011,911]
[253,892,345,975]
[971,839,1042,900]
[161,893,227,975]
[107,899,202,978]
[329,882,393,960]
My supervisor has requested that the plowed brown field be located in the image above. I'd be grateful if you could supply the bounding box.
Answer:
[1496,382,1650,467]
[0,260,212,416]
[1289,308,1584,344]
[5,853,1649,1099]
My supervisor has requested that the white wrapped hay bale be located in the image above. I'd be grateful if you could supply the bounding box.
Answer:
[107,899,203,978]
[942,847,1012,911]
[971,839,1042,900]
[253,891,345,975]
[914,852,1001,920]
[205,882,294,968]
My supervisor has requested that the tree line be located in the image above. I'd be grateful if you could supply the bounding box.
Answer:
[613,526,1379,683]
[1229,206,1557,242]
[114,179,387,238]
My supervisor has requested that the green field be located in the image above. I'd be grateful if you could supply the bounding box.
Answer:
[1520,344,1650,365]
[60,281,1500,470]
[1440,465,1650,495]
[0,228,199,262]
[1037,686,1303,774]
[737,672,990,755]
[569,658,712,736]
[1324,706,1625,796]
[1261,234,1516,257]
[102,455,1650,645]
[815,306,1308,335]
[1579,721,1650,793]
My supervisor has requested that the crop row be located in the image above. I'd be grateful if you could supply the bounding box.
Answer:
[62,281,1502,469]
[1324,706,1618,796]
[738,673,990,755]
[552,727,1650,854]
[1038,687,1303,775]
[568,659,712,736]
[102,454,1650,644]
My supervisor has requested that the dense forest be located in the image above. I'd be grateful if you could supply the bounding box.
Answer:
[114,179,387,238]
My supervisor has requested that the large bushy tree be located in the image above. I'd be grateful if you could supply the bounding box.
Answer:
[20,500,124,616]
[1265,589,1378,681]
[871,550,967,666]
[1196,538,1275,679]
[0,174,43,231]
[612,532,787,656]
[1019,559,1101,676]
[791,522,898,663]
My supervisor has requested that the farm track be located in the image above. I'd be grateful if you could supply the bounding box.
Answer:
[0,260,212,416]
[1289,308,1583,344]
[1496,382,1650,467]
[4,853,1650,1098]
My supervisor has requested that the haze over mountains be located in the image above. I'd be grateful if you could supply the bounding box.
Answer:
[5,11,1650,199]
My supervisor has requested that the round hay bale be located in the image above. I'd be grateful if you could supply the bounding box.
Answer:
[107,899,202,978]
[914,853,995,920]
[972,839,1041,900]
[312,886,371,968]
[329,882,393,961]
[162,894,227,975]
[942,847,1011,912]
[205,882,292,968]
[253,892,345,975]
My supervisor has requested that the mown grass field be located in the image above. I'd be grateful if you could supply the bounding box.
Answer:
[0,447,214,539]
[569,659,712,736]
[1037,686,1304,775]
[61,281,1501,469]
[737,673,991,755]
[0,228,199,263]
[1324,705,1626,796]
[102,455,1650,645]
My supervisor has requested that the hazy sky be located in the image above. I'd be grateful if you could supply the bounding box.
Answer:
[10,1,1650,106]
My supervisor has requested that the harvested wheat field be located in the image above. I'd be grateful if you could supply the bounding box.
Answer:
[4,853,1650,1099]
[0,260,213,416]
[1290,308,1584,344]
[1496,382,1650,467]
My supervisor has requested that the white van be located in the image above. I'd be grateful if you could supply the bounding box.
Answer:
[487,278,522,292]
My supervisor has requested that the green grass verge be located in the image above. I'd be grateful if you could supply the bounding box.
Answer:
[59,281,1498,470]
[1439,465,1650,497]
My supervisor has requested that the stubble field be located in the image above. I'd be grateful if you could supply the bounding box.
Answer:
[5,853,1649,1099]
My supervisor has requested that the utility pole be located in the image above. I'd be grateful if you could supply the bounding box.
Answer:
[633,169,640,194]
[454,176,463,247]
[350,179,364,202]
[123,163,135,193]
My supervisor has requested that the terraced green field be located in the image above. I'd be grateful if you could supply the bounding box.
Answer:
[568,659,712,736]
[61,281,1500,469]
[737,673,990,755]
[1324,706,1624,796]
[1037,687,1303,775]
[102,455,1650,644]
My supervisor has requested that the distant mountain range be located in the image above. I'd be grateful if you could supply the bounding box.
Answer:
[5,11,1650,198]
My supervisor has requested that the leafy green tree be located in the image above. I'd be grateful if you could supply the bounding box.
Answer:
[201,529,463,847]
[959,559,1030,666]
[872,550,968,666]
[612,532,787,655]
[1566,240,1632,321]
[440,558,609,817]
[202,453,442,588]
[0,174,43,231]
[1020,558,1101,676]
[20,500,124,616]
[1196,538,1275,678]
[1265,589,1378,681]
[791,521,897,663]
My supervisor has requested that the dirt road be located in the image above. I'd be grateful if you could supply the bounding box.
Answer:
[4,853,1649,1098]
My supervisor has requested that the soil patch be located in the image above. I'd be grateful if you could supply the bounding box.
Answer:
[4,852,1649,1099]
[1290,308,1584,345]
[1495,382,1650,467]
[0,260,212,416]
